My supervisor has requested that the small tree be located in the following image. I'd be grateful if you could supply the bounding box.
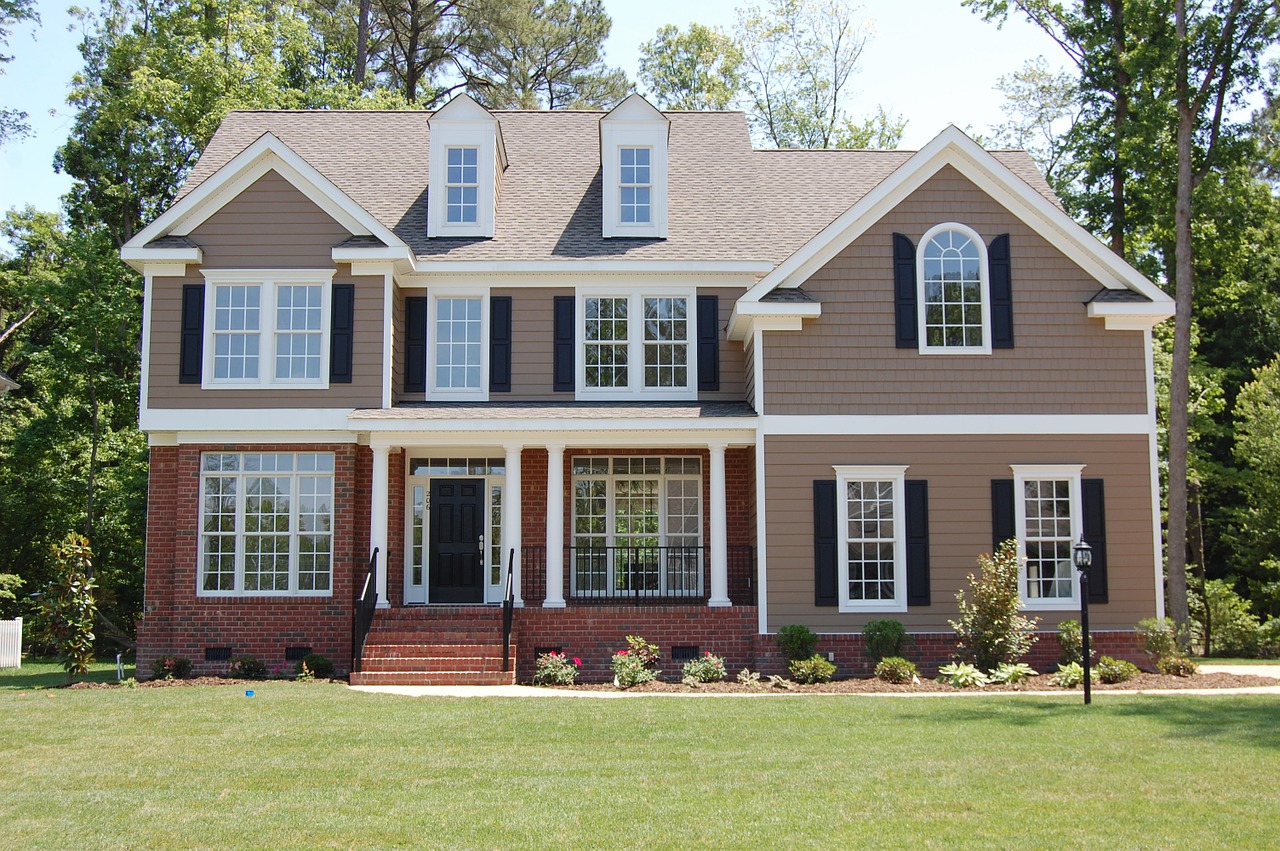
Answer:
[38,533,98,683]
[950,539,1039,670]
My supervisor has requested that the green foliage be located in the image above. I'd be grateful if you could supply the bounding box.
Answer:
[36,533,97,682]
[226,654,267,680]
[1057,619,1082,664]
[1157,656,1200,677]
[787,653,835,684]
[681,651,727,684]
[873,656,917,684]
[989,663,1038,685]
[735,667,762,688]
[1258,619,1280,659]
[638,22,742,111]
[611,635,659,688]
[150,655,192,680]
[1192,579,1261,657]
[0,572,22,619]
[299,653,333,679]
[1050,662,1084,689]
[775,624,818,661]
[0,0,38,145]
[1138,617,1180,663]
[533,651,579,686]
[863,619,906,663]
[937,662,989,689]
[1097,656,1139,684]
[950,540,1039,670]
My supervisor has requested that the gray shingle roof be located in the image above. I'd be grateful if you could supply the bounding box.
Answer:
[179,109,1057,269]
[1089,288,1154,303]
[349,401,757,420]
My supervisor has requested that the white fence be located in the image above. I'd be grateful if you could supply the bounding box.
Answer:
[0,617,21,667]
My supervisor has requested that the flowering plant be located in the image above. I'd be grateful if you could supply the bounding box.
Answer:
[533,651,580,686]
[150,655,192,681]
[681,651,727,685]
[611,635,660,688]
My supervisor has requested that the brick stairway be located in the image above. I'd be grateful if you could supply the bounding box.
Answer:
[350,606,516,686]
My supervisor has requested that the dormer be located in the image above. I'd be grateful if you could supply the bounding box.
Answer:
[600,94,669,239]
[427,93,507,239]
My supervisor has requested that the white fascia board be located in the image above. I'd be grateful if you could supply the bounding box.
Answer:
[123,133,407,254]
[1087,300,1174,330]
[174,430,360,445]
[405,259,772,276]
[332,245,413,264]
[740,126,1172,308]
[761,413,1152,435]
[727,302,821,340]
[120,246,203,272]
[140,408,354,432]
[127,260,198,278]
[351,416,758,436]
[362,425,757,449]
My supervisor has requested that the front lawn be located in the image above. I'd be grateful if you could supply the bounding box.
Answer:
[0,676,1275,848]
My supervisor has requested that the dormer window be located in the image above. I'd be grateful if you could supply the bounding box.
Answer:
[601,95,669,239]
[446,147,479,224]
[619,147,652,224]
[427,94,506,239]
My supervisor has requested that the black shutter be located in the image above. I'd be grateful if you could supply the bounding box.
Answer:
[179,284,204,384]
[404,295,427,393]
[893,233,918,348]
[813,480,838,607]
[991,479,1016,551]
[489,295,512,392]
[905,480,930,606]
[1082,478,1108,604]
[989,233,1014,349]
[696,294,720,391]
[553,295,574,392]
[329,284,355,383]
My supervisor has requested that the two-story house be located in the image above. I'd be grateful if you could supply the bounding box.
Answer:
[121,94,1172,683]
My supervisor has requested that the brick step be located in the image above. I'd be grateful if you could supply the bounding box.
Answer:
[358,655,515,674]
[373,607,505,622]
[350,670,516,686]
[366,629,510,643]
[363,643,513,661]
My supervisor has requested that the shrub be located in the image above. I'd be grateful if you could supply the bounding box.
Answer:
[1137,617,1179,662]
[873,656,918,684]
[611,635,660,688]
[1097,656,1139,684]
[1056,619,1094,665]
[788,653,836,684]
[151,656,193,681]
[533,651,580,686]
[227,654,268,680]
[299,653,334,679]
[938,662,989,688]
[0,572,23,620]
[989,662,1038,684]
[1157,655,1199,677]
[1050,662,1085,688]
[681,651,727,684]
[1192,579,1261,657]
[775,624,818,661]
[863,619,907,662]
[1259,619,1280,659]
[950,539,1039,670]
[736,668,762,688]
[37,533,98,683]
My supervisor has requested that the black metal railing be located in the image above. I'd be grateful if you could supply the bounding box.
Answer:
[521,545,547,605]
[568,545,705,600]
[727,544,756,606]
[352,548,379,674]
[501,548,515,673]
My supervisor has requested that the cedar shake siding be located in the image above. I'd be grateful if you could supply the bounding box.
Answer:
[148,171,384,408]
[762,433,1157,632]
[762,166,1149,416]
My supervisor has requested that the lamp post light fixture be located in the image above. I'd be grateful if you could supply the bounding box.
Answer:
[1073,537,1094,705]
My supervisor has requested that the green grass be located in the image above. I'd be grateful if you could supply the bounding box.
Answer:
[0,656,135,689]
[0,670,1276,848]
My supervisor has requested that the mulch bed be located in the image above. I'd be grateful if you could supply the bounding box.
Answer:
[61,677,347,690]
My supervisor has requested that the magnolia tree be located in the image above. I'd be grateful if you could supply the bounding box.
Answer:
[38,533,97,683]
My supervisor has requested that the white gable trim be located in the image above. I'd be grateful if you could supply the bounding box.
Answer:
[740,126,1173,310]
[122,132,406,253]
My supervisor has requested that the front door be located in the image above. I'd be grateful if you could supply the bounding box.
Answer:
[428,478,485,604]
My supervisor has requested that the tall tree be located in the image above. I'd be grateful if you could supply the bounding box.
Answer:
[0,0,38,145]
[371,0,470,104]
[989,56,1083,189]
[638,23,743,111]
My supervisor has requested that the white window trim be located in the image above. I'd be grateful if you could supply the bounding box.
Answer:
[426,289,490,402]
[1011,463,1084,610]
[427,125,497,239]
[201,269,335,390]
[575,287,697,401]
[833,464,908,613]
[618,145,653,225]
[916,222,993,356]
[196,452,335,598]
[601,130,668,239]
[444,145,480,225]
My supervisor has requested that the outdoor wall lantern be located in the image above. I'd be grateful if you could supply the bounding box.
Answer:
[1073,537,1094,705]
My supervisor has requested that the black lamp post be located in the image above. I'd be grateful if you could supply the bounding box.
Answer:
[1073,537,1093,705]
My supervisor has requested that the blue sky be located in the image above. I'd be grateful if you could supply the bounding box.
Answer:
[0,0,1063,220]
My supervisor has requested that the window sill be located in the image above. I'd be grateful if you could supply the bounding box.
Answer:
[839,601,908,614]
[1020,598,1079,611]
[197,591,334,599]
[200,380,331,391]
[916,346,993,356]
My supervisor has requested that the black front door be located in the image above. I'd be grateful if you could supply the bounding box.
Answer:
[428,479,485,604]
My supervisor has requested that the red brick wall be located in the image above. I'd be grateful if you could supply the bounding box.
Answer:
[521,447,548,603]
[137,443,370,679]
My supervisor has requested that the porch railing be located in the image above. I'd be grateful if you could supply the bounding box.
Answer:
[352,548,379,674]
[568,545,705,600]
[515,544,755,604]
[501,548,515,673]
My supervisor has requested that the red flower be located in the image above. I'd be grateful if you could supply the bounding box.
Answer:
[704,651,712,657]
[618,649,629,656]
[572,657,581,666]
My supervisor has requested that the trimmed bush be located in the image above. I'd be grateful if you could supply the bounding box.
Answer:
[873,656,918,684]
[611,635,660,689]
[788,654,836,684]
[775,624,818,661]
[681,651,727,684]
[1157,655,1199,677]
[1097,656,1139,684]
[864,619,907,662]
[1056,619,1093,665]
[151,656,193,680]
[950,540,1039,670]
[533,651,580,686]
[227,654,268,680]
[1137,617,1179,662]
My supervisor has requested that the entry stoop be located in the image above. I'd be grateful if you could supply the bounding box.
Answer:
[351,606,516,686]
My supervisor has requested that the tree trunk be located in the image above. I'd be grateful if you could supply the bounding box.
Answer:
[1189,479,1208,653]
[356,0,371,88]
[1108,0,1129,257]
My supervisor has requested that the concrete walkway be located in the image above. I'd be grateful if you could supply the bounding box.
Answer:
[1200,663,1280,677]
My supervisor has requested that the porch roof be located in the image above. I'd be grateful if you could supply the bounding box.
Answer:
[350,401,756,420]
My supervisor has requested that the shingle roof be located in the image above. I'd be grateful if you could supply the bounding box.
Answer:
[348,401,757,420]
[1089,287,1154,303]
[180,109,1057,269]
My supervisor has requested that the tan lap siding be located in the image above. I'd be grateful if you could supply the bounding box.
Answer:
[699,288,748,402]
[763,433,1157,632]
[505,287,569,401]
[148,170,383,408]
[764,165,1148,415]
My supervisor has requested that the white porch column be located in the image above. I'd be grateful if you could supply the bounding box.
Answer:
[370,445,391,608]
[503,443,524,607]
[708,441,731,607]
[543,443,566,607]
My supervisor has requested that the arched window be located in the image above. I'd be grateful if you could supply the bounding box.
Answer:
[918,223,991,353]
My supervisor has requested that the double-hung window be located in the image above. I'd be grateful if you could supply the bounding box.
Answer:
[445,146,479,225]
[199,452,335,596]
[834,466,907,612]
[579,290,694,399]
[619,147,651,224]
[427,293,488,400]
[917,223,992,354]
[203,270,333,389]
[1012,464,1083,608]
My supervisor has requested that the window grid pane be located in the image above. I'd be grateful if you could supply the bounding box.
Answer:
[619,147,651,224]
[923,230,984,348]
[201,476,237,591]
[274,285,323,380]
[1024,479,1074,599]
[642,297,688,388]
[585,297,629,388]
[845,480,896,602]
[212,284,260,380]
[243,476,291,592]
[434,297,483,390]
[446,146,479,224]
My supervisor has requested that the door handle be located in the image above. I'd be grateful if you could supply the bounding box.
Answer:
[478,533,485,553]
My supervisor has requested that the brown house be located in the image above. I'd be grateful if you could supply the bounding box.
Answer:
[121,94,1173,682]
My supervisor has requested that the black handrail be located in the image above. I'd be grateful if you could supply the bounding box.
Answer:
[352,548,379,674]
[501,548,515,673]
[567,545,705,599]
